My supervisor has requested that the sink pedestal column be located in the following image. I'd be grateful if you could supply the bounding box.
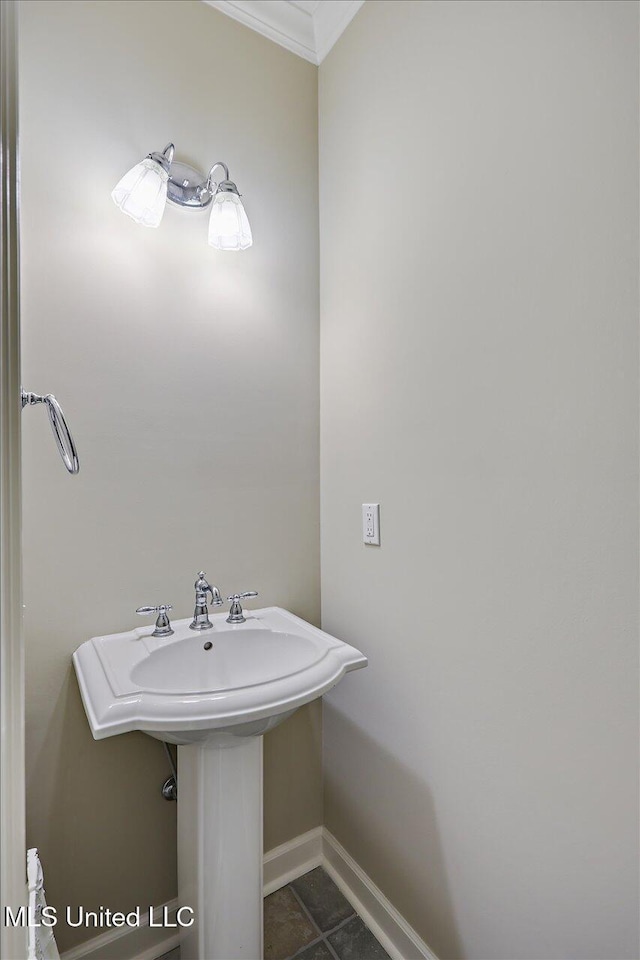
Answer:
[177,737,263,960]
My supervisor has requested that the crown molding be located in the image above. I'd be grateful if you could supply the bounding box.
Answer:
[202,0,365,65]
[313,1,364,62]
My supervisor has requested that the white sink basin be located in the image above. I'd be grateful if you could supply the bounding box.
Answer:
[73,606,367,744]
[131,629,328,693]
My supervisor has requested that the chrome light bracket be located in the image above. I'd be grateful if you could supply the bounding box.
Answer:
[145,150,241,210]
[148,142,175,174]
[208,162,241,198]
[216,179,241,196]
[148,143,211,210]
[166,161,213,209]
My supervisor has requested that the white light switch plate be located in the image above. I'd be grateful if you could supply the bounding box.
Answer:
[362,503,380,545]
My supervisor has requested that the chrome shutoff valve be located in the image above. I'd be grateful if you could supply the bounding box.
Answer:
[226,591,258,624]
[136,604,174,638]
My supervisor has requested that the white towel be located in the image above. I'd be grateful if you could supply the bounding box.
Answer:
[26,849,60,960]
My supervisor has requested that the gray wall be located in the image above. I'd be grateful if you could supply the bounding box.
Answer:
[20,1,320,952]
[319,2,639,958]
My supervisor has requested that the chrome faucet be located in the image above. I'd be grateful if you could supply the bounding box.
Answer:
[189,571,222,631]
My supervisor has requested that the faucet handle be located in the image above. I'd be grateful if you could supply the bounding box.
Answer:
[226,592,258,625]
[136,604,174,638]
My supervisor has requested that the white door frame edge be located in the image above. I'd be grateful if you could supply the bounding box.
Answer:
[0,2,27,959]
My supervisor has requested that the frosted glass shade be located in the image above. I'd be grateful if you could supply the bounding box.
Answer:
[208,191,253,251]
[111,157,169,228]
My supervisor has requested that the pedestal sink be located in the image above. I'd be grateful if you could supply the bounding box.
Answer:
[73,606,367,959]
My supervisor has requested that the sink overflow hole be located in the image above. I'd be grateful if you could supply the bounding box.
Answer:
[204,641,213,650]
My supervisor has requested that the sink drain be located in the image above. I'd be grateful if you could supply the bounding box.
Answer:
[204,641,213,650]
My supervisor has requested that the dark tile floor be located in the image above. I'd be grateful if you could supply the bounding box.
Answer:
[158,867,390,960]
[265,867,390,960]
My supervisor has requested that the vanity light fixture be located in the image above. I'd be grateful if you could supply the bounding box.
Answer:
[111,143,253,250]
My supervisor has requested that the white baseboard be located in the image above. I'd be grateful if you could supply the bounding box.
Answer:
[263,826,323,896]
[265,826,436,960]
[322,829,437,960]
[62,826,436,960]
[60,900,180,960]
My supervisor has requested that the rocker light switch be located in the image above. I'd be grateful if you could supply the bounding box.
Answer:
[362,503,380,545]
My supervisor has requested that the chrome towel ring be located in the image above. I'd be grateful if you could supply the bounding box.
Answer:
[21,389,80,475]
